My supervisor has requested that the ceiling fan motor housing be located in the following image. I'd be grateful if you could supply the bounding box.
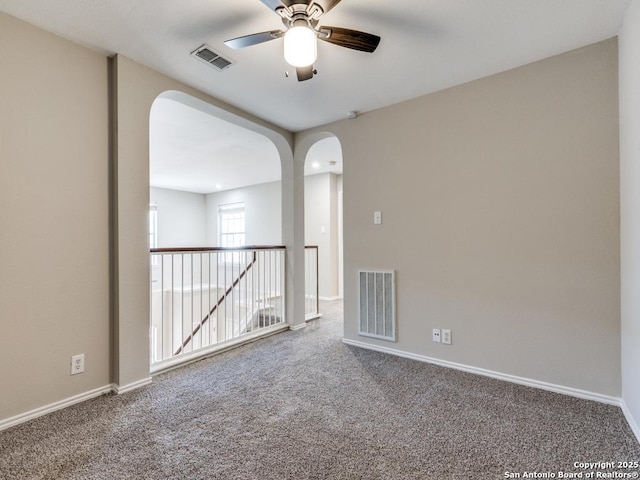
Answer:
[277,2,323,29]
[223,0,381,81]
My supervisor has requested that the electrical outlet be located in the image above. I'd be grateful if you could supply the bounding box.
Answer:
[71,354,85,375]
[442,329,452,345]
[432,328,441,343]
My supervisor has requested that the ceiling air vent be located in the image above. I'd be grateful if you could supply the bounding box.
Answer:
[191,44,234,71]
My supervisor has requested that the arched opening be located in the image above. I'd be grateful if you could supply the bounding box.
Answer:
[149,93,282,247]
[148,91,292,370]
[111,59,305,392]
[302,135,344,318]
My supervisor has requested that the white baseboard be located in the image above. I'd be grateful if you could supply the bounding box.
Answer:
[342,338,621,406]
[151,324,289,376]
[319,296,341,301]
[112,377,153,395]
[289,322,307,331]
[0,376,155,432]
[621,399,640,445]
[0,384,113,432]
[3,338,633,442]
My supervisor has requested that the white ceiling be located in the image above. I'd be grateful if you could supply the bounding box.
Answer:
[150,97,342,193]
[1,0,631,193]
[0,0,631,133]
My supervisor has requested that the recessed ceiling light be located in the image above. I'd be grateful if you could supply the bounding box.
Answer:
[215,184,222,189]
[312,162,320,169]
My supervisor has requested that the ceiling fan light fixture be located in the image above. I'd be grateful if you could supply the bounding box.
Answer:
[224,0,379,82]
[284,25,317,67]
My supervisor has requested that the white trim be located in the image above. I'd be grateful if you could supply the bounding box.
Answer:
[289,322,307,331]
[319,296,341,301]
[112,377,153,395]
[0,384,113,432]
[621,399,640,445]
[342,338,621,406]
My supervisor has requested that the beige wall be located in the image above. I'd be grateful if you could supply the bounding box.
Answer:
[301,39,621,396]
[305,173,340,298]
[0,11,301,423]
[204,173,341,297]
[0,12,110,419]
[206,181,282,246]
[150,188,207,247]
[619,0,640,437]
[112,59,299,390]
[0,8,628,426]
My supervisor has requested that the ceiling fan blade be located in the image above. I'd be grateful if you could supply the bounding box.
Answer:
[259,0,310,12]
[224,30,284,49]
[319,26,381,53]
[296,65,314,81]
[258,0,288,12]
[314,0,342,14]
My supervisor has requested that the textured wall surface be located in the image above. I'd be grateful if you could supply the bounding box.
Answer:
[619,0,640,438]
[0,12,110,420]
[308,39,621,396]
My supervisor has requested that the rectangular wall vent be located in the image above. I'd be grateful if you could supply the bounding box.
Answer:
[191,44,234,71]
[358,270,396,342]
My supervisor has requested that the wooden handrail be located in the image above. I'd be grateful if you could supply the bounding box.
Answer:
[174,251,259,356]
[151,245,285,253]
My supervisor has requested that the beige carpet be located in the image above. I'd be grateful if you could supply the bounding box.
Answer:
[1,300,638,479]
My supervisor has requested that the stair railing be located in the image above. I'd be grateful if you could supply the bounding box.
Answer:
[174,250,257,355]
[150,246,286,368]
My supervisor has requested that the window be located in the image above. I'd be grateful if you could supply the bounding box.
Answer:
[218,202,245,248]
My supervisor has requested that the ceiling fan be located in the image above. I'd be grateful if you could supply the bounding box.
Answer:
[224,0,381,81]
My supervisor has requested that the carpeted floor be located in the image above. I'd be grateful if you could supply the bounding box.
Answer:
[1,300,638,479]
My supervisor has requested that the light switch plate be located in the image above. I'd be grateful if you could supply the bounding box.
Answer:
[374,211,382,225]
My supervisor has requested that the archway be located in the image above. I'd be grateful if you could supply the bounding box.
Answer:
[147,90,307,369]
[304,136,344,300]
[110,54,305,393]
[149,92,282,247]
